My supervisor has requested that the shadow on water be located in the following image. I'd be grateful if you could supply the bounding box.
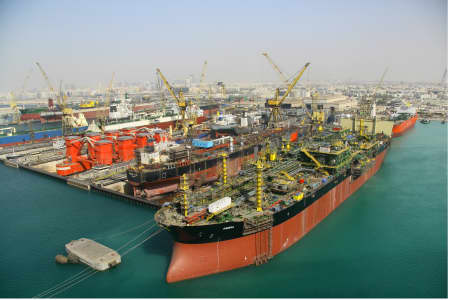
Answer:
[142,229,174,269]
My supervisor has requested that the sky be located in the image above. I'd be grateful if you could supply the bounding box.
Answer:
[0,0,447,92]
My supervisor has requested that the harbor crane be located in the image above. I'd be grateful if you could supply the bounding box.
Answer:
[262,52,289,86]
[35,62,73,135]
[360,67,389,119]
[266,62,310,127]
[99,72,115,129]
[357,67,389,137]
[156,68,194,134]
[440,68,447,87]
[200,60,208,90]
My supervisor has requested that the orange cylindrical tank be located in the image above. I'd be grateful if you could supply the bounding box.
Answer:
[85,132,102,159]
[117,136,136,162]
[94,140,114,165]
[120,127,136,136]
[104,130,120,141]
[135,133,149,149]
[65,136,83,162]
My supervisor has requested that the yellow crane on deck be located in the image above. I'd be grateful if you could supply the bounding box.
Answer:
[156,68,194,134]
[266,62,310,127]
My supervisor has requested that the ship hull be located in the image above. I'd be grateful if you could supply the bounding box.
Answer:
[164,145,389,283]
[392,114,417,137]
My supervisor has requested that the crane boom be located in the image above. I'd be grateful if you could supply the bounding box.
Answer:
[35,62,61,107]
[156,68,190,132]
[262,52,289,85]
[278,62,310,104]
[156,68,184,107]
[200,60,207,87]
[440,68,447,86]
[105,72,115,108]
[266,62,310,125]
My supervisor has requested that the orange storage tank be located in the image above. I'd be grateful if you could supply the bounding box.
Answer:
[120,127,136,136]
[104,130,120,141]
[65,136,83,162]
[94,140,114,165]
[135,133,149,149]
[117,136,136,162]
[85,132,102,159]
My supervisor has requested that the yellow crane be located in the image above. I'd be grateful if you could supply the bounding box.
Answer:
[35,62,73,135]
[156,68,193,133]
[262,52,289,86]
[8,92,20,124]
[267,62,310,126]
[300,148,329,176]
[35,62,70,114]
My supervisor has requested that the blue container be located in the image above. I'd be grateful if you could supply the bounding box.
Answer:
[192,139,214,148]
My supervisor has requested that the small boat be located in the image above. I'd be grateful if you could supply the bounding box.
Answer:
[420,119,431,124]
[441,119,447,124]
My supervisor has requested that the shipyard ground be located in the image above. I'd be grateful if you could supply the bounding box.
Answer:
[0,142,161,208]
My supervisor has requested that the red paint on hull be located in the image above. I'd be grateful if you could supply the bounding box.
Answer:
[166,148,388,283]
[392,114,417,137]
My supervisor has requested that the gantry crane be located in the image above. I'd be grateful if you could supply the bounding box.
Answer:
[156,68,194,134]
[35,62,73,135]
[266,62,310,127]
[262,52,289,86]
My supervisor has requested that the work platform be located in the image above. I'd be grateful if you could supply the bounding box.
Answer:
[65,238,121,271]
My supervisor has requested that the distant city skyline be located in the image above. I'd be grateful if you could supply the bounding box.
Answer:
[0,0,447,93]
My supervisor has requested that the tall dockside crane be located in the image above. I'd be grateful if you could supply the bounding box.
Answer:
[266,62,310,127]
[35,62,73,135]
[8,92,20,124]
[98,72,115,130]
[356,67,388,136]
[440,68,447,87]
[200,60,208,92]
[262,52,289,86]
[156,68,193,134]
[359,67,389,119]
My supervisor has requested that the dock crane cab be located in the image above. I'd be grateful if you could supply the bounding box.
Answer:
[266,62,310,128]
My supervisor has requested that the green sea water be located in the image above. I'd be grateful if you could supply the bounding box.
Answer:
[0,122,447,298]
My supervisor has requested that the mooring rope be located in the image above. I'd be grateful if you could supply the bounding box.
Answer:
[33,224,161,298]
